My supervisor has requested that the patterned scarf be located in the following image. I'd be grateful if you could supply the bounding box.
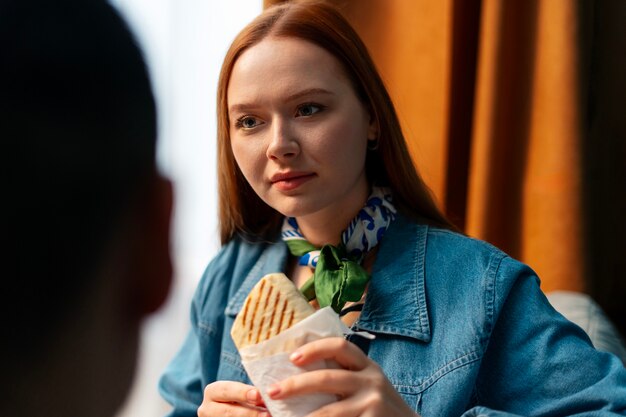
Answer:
[281,186,396,313]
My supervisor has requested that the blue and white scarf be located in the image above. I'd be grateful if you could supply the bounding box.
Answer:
[281,186,396,312]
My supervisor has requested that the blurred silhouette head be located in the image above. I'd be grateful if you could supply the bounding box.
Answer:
[1,0,172,415]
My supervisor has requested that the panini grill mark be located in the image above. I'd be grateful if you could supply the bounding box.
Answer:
[277,297,289,333]
[263,284,274,314]
[255,315,266,344]
[255,284,274,344]
[248,279,265,343]
[241,297,251,326]
[287,309,295,329]
[266,291,281,340]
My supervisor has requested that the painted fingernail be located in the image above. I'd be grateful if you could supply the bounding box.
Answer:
[267,384,281,397]
[289,351,302,362]
[246,389,259,404]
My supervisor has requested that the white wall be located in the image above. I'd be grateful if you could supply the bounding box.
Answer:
[108,1,262,416]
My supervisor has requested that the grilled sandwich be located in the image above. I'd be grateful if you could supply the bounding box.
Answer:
[231,273,315,350]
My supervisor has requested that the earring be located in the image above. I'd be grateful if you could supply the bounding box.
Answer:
[367,137,379,151]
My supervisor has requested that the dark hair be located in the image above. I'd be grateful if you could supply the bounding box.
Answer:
[1,0,157,354]
[216,1,453,244]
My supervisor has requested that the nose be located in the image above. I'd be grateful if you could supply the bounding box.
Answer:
[266,119,299,161]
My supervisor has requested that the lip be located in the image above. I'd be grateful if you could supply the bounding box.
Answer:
[270,171,316,192]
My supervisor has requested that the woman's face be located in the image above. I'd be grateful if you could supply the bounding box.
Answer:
[227,37,376,223]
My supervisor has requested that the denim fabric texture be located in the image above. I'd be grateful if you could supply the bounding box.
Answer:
[547,290,626,365]
[159,213,626,416]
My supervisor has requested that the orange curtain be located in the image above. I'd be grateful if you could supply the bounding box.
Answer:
[264,0,626,334]
[467,0,584,293]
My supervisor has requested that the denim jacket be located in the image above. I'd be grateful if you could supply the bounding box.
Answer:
[159,213,626,416]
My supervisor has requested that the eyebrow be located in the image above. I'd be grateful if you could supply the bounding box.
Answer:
[229,87,334,114]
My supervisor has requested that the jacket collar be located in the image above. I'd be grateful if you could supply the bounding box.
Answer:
[225,213,432,343]
[224,241,288,317]
[357,213,432,342]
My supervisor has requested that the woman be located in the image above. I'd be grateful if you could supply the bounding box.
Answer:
[159,2,626,416]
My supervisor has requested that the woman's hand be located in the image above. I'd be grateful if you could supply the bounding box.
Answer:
[266,337,419,417]
[199,380,269,417]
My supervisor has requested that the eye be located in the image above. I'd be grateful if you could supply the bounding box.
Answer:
[235,115,262,130]
[296,103,324,117]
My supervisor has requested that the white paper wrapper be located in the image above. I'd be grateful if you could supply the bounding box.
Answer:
[239,307,371,417]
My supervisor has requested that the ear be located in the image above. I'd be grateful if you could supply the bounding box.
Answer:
[127,173,174,317]
[366,109,379,142]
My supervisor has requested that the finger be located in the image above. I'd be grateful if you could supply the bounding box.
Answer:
[290,337,369,371]
[204,381,263,406]
[267,368,362,399]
